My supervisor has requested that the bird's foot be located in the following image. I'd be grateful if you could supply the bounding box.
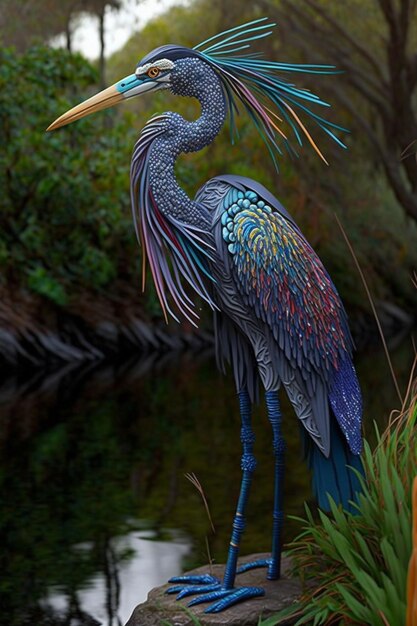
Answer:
[166,574,221,599]
[237,557,280,580]
[166,574,264,612]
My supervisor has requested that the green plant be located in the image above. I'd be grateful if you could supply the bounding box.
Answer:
[0,45,136,302]
[260,372,417,626]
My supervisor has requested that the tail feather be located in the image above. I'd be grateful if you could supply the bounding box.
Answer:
[303,417,364,512]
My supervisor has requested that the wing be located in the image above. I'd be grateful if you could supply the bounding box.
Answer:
[220,181,352,375]
[197,175,362,455]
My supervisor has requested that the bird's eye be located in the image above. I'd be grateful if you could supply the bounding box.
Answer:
[147,67,160,79]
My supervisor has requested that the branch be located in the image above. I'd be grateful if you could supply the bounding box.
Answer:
[277,10,391,119]
[279,1,389,101]
[376,0,399,35]
[327,88,417,221]
[297,0,387,84]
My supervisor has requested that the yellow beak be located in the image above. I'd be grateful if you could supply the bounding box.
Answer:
[46,84,123,132]
[46,72,161,132]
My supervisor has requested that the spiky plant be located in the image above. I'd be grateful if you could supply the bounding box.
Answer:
[260,367,417,626]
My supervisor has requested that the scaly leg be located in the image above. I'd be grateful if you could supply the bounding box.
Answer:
[238,390,286,578]
[166,388,264,612]
[223,386,257,588]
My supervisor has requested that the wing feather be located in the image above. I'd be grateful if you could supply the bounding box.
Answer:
[219,186,352,378]
[201,175,361,454]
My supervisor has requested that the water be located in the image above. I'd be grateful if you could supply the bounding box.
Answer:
[0,336,414,626]
[43,528,190,624]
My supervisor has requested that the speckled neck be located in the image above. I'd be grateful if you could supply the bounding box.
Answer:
[148,58,226,226]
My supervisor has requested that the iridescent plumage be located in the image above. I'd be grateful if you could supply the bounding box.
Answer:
[130,114,217,324]
[131,24,362,611]
[48,18,363,613]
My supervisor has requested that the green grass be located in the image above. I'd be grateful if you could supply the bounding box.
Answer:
[260,372,417,626]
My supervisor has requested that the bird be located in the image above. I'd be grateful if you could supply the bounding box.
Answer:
[47,18,363,613]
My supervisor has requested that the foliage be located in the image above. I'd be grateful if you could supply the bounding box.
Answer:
[1,4,417,317]
[260,377,417,626]
[316,166,417,310]
[406,476,417,626]
[0,0,74,51]
[0,45,137,305]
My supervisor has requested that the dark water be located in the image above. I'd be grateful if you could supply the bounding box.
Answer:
[0,334,414,626]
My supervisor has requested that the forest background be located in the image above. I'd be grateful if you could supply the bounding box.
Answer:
[0,0,416,360]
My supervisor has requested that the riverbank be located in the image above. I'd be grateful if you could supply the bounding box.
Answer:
[0,285,213,370]
[1,284,414,371]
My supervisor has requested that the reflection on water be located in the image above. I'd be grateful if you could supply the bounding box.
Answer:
[0,335,414,626]
[44,528,190,625]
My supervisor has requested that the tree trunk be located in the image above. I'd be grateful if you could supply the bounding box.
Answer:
[98,5,106,89]
[65,19,72,52]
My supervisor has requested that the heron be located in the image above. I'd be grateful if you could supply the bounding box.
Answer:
[47,18,363,613]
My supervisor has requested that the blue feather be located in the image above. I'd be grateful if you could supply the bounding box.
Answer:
[178,233,217,284]
[193,19,347,164]
[204,29,275,54]
[194,17,268,46]
[304,419,364,513]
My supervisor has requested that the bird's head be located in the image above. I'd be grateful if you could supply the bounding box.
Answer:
[47,46,205,131]
[47,19,347,165]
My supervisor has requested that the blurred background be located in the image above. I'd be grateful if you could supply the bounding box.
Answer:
[0,0,416,624]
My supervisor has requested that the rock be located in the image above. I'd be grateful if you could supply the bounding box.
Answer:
[125,553,303,626]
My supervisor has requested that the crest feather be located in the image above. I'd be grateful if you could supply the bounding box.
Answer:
[193,18,347,166]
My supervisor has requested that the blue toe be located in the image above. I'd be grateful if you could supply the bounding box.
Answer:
[168,574,219,584]
[166,571,265,613]
[236,558,271,574]
[188,589,234,607]
[204,586,265,612]
[166,584,186,595]
[176,583,221,600]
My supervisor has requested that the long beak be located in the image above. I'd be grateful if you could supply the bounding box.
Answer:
[47,74,158,132]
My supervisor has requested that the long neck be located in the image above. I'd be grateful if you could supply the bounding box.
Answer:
[148,73,226,227]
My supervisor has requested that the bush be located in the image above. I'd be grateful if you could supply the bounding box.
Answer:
[0,46,137,304]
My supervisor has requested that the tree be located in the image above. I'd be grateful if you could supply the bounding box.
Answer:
[82,0,122,88]
[265,0,417,221]
[0,46,136,303]
[0,0,80,51]
[0,0,123,86]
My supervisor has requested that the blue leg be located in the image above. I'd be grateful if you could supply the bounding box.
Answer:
[223,387,257,588]
[266,391,285,579]
[166,388,264,612]
[238,391,285,579]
